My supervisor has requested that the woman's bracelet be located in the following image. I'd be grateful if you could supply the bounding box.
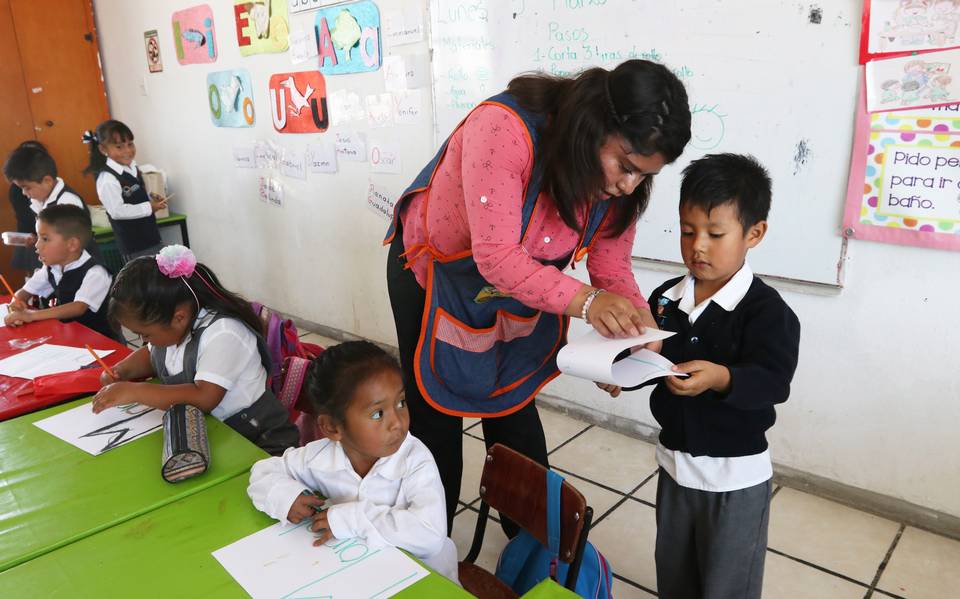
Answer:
[581,288,605,323]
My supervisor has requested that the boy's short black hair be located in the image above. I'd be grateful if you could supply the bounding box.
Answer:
[679,153,771,230]
[37,204,91,246]
[3,146,57,182]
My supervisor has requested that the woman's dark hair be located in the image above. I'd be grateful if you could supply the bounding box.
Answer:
[302,341,401,423]
[507,60,691,236]
[108,255,263,336]
[83,119,134,176]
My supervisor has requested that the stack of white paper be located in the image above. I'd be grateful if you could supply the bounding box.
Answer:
[557,329,687,387]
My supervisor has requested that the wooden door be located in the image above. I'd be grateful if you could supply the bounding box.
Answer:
[0,0,108,285]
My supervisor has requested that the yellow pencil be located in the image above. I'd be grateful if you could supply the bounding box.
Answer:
[85,344,118,380]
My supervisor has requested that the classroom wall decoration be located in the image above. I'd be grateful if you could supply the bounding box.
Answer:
[172,4,218,65]
[866,48,960,111]
[144,30,163,72]
[207,69,256,127]
[268,70,329,133]
[314,0,382,75]
[860,0,960,63]
[234,0,290,56]
[844,84,960,251]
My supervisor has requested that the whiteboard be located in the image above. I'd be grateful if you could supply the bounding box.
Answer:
[428,0,859,285]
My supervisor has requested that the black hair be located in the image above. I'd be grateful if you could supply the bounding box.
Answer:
[83,119,134,176]
[679,153,772,231]
[506,59,691,236]
[302,341,401,424]
[108,254,263,335]
[3,145,57,182]
[37,204,92,246]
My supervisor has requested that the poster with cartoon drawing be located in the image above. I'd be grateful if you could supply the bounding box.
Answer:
[268,71,329,133]
[207,69,256,127]
[172,4,217,65]
[866,47,960,111]
[234,0,289,56]
[864,0,960,62]
[314,0,382,75]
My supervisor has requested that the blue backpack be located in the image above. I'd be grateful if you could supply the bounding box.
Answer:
[495,470,614,598]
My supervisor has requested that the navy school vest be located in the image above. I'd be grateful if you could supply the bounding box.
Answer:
[52,183,107,268]
[100,167,162,255]
[45,255,115,340]
[384,93,616,417]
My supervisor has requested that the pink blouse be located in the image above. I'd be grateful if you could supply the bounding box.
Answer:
[400,103,648,315]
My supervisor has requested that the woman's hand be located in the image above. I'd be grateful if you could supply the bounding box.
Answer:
[587,291,646,338]
[636,307,662,353]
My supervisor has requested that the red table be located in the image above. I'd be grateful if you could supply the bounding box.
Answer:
[0,319,131,421]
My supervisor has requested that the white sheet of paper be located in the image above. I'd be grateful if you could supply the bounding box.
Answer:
[0,304,8,327]
[233,145,256,169]
[288,27,318,64]
[383,6,424,46]
[394,89,424,124]
[258,176,284,207]
[0,343,114,379]
[334,131,366,162]
[280,149,307,180]
[307,142,338,173]
[364,93,394,128]
[368,140,402,174]
[382,55,407,91]
[328,89,366,126]
[366,181,397,222]
[33,402,163,455]
[557,329,685,387]
[403,53,432,89]
[212,520,429,599]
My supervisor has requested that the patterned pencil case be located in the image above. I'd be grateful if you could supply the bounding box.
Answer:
[161,404,210,483]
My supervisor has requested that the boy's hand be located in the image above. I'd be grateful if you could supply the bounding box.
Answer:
[8,298,27,312]
[665,360,731,396]
[310,509,334,546]
[91,382,137,413]
[4,310,33,327]
[149,194,168,213]
[595,382,622,398]
[287,493,325,524]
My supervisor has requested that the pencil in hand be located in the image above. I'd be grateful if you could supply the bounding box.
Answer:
[0,274,16,298]
[85,344,118,381]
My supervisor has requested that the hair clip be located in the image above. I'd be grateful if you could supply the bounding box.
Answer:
[156,245,197,278]
[81,130,99,144]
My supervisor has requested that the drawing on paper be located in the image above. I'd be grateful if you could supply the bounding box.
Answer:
[235,0,290,56]
[172,4,217,65]
[33,401,164,456]
[314,1,382,75]
[269,71,329,133]
[208,69,256,127]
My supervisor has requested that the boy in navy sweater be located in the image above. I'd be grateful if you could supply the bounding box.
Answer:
[604,154,800,599]
[5,205,115,340]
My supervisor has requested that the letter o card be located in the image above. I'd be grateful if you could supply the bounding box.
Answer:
[268,71,329,133]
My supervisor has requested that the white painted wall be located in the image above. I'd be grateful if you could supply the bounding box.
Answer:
[93,0,959,519]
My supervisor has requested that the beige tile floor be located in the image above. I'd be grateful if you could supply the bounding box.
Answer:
[302,331,960,598]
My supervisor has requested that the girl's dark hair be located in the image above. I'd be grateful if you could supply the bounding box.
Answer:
[506,60,691,236]
[302,341,401,423]
[108,255,263,336]
[84,119,134,176]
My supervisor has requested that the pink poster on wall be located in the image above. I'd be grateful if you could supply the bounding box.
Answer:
[172,4,218,65]
[844,74,960,251]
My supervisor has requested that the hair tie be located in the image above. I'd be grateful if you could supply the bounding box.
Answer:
[81,130,99,145]
[604,74,622,125]
[156,245,197,278]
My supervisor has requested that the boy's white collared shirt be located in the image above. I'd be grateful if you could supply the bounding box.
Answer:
[247,434,459,583]
[22,250,110,311]
[96,158,153,220]
[656,262,774,492]
[28,177,84,215]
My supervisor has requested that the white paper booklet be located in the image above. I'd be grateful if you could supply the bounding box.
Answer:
[0,343,113,379]
[33,402,163,455]
[213,520,429,599]
[557,329,686,387]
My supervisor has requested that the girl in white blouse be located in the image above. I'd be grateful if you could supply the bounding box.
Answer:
[247,341,459,583]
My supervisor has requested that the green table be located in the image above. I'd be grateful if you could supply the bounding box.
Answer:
[0,398,266,572]
[92,211,189,246]
[0,476,470,598]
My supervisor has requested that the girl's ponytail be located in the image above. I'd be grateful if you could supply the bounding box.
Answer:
[83,120,134,176]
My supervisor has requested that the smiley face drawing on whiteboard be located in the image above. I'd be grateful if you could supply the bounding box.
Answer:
[690,103,726,151]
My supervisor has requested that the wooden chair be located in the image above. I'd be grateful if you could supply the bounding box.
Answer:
[459,443,595,598]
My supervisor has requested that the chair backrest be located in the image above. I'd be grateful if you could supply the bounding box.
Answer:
[478,443,588,563]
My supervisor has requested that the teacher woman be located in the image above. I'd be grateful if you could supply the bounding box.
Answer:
[385,60,691,533]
